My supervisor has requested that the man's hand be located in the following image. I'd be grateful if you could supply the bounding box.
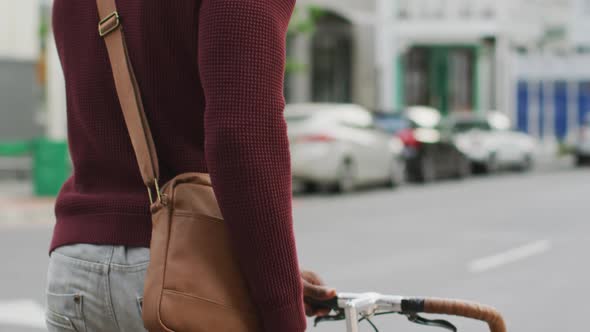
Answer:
[301,270,337,317]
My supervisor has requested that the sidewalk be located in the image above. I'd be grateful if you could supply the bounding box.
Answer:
[0,150,574,229]
[534,140,574,172]
[0,180,55,228]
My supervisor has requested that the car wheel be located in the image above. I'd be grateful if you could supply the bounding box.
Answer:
[576,155,587,167]
[484,153,499,174]
[418,154,436,183]
[334,159,356,193]
[301,181,318,194]
[471,162,486,174]
[518,154,533,172]
[456,155,471,179]
[388,157,406,188]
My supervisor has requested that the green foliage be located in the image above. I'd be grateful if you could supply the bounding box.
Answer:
[288,5,326,35]
[39,9,49,40]
[285,59,307,73]
[286,5,325,74]
[308,5,326,21]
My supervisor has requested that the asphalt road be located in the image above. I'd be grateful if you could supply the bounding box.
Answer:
[0,163,588,332]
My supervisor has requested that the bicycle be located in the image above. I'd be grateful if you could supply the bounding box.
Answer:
[306,292,507,332]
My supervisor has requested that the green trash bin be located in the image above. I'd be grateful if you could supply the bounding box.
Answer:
[33,139,71,196]
[0,141,32,156]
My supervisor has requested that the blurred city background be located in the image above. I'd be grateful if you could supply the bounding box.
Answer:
[1,0,589,331]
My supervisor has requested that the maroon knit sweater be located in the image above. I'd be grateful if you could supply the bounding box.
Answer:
[50,0,305,330]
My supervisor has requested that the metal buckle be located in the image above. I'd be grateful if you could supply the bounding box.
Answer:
[98,11,120,37]
[147,179,162,205]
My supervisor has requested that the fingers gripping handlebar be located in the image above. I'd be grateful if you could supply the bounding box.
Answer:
[305,294,507,332]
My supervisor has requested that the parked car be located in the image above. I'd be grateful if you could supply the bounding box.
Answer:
[447,112,536,173]
[374,106,471,183]
[575,117,590,166]
[285,103,406,193]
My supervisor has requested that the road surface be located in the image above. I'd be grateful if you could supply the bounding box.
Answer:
[0,165,588,331]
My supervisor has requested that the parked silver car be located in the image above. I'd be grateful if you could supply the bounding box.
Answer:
[285,103,406,193]
[448,112,536,173]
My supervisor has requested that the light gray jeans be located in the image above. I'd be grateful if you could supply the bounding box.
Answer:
[45,244,150,332]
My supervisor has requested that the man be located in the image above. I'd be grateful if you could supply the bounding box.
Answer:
[46,0,334,331]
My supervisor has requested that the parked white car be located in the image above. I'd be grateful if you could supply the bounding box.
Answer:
[285,103,406,193]
[448,112,536,173]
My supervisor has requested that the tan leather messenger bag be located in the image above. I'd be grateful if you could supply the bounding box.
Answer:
[96,0,261,330]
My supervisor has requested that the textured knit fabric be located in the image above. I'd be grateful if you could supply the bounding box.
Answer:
[50,0,305,330]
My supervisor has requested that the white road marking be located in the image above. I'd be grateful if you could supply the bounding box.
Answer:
[469,240,552,273]
[0,299,46,329]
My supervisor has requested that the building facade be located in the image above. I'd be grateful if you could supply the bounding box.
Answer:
[288,0,590,142]
[286,0,379,109]
[506,0,590,142]
[0,1,43,141]
[5,1,587,144]
[287,0,506,113]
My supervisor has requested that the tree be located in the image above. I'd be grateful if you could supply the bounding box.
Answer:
[286,5,325,74]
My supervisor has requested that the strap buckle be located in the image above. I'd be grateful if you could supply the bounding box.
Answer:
[98,11,120,37]
[147,179,162,205]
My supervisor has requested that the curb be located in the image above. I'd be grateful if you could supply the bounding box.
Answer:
[0,197,55,229]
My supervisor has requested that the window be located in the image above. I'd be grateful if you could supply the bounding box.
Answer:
[311,13,353,103]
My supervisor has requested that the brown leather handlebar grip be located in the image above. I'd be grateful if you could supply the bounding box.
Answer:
[424,298,507,332]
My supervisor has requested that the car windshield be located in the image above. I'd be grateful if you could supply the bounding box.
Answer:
[452,121,490,133]
[285,114,311,125]
[374,115,410,134]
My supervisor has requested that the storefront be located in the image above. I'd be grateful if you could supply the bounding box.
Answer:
[0,0,43,141]
[514,55,590,142]
[400,45,478,115]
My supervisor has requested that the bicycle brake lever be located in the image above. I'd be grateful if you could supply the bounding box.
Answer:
[305,296,340,311]
[406,313,457,332]
[313,310,346,327]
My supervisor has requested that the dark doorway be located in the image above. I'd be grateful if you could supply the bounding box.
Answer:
[311,12,353,103]
[404,46,476,114]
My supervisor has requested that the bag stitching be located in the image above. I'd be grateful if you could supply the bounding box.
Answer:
[172,212,222,222]
[156,204,175,332]
[161,289,257,315]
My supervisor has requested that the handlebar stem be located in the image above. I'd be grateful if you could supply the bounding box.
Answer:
[344,303,359,332]
[337,293,404,331]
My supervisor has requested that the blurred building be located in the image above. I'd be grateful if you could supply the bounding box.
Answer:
[512,0,590,143]
[4,0,589,146]
[0,1,43,141]
[286,0,505,113]
[288,0,590,142]
[394,0,508,115]
[285,1,379,109]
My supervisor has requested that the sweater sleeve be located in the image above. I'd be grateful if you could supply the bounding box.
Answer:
[197,1,306,331]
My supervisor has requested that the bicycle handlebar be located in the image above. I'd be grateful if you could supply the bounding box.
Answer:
[422,298,506,332]
[306,293,507,332]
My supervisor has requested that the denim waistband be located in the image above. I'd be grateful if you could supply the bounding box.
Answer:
[51,244,150,273]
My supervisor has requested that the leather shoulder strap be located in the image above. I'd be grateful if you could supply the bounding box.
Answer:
[96,0,160,189]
